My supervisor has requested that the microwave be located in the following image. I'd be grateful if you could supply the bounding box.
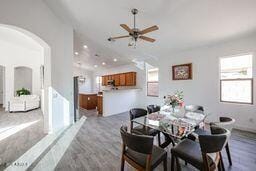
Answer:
[107,80,115,86]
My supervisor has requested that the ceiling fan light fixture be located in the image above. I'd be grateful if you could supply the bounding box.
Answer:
[108,8,158,47]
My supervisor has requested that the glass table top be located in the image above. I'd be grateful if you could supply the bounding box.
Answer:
[132,110,207,139]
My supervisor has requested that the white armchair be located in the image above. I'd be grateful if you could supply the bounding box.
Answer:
[8,95,40,112]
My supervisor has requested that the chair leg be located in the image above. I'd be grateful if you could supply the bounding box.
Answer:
[171,154,175,171]
[163,157,167,171]
[220,152,225,171]
[158,132,161,146]
[225,143,232,166]
[218,161,222,171]
[176,157,181,171]
[120,156,125,171]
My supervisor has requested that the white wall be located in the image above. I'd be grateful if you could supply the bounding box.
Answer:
[14,67,33,93]
[140,33,256,132]
[0,66,4,104]
[0,0,74,133]
[73,66,93,93]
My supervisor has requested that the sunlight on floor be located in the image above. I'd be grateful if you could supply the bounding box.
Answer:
[0,120,40,141]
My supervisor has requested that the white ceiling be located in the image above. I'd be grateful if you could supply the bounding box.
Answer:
[46,0,256,70]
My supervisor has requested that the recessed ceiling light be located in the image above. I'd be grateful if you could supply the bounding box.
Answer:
[75,52,79,55]
[83,45,88,49]
[94,65,98,68]
[102,62,106,65]
[113,58,117,62]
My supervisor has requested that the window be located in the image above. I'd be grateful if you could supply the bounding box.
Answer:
[220,54,253,104]
[96,76,102,91]
[147,68,159,97]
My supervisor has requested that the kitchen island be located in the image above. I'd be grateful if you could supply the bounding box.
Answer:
[79,93,97,110]
[101,88,141,117]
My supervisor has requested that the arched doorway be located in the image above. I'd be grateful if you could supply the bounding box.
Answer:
[0,24,52,133]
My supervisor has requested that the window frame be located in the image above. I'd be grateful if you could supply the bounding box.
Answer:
[146,68,159,97]
[220,78,253,104]
[219,53,254,105]
[147,81,159,97]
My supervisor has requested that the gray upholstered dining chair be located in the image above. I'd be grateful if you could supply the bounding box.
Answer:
[188,116,235,169]
[120,126,167,171]
[171,126,230,171]
[210,117,235,166]
[184,105,204,114]
[184,105,206,129]
[147,105,161,114]
[129,108,161,146]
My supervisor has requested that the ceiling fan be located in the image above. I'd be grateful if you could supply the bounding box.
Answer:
[108,8,159,47]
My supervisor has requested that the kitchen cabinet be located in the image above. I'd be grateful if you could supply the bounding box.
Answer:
[108,75,112,81]
[125,72,136,86]
[79,94,97,110]
[101,72,136,86]
[102,76,108,86]
[119,74,126,86]
[114,74,120,86]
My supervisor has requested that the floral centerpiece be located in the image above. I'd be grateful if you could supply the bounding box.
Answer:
[164,91,184,112]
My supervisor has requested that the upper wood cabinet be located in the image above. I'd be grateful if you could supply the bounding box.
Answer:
[102,75,108,86]
[101,72,136,86]
[114,74,120,86]
[125,72,136,86]
[119,74,126,86]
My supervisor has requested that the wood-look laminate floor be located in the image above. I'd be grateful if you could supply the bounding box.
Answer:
[79,108,98,118]
[56,112,256,171]
[0,108,46,170]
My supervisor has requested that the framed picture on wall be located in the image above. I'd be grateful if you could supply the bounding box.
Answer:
[172,63,192,80]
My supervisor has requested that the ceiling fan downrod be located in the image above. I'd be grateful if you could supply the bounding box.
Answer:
[131,8,138,29]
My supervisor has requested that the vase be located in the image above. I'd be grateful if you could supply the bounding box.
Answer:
[171,105,176,113]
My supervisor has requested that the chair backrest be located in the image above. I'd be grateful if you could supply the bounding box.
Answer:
[129,108,147,120]
[184,105,204,114]
[210,117,235,132]
[199,126,230,154]
[147,105,161,114]
[120,126,154,154]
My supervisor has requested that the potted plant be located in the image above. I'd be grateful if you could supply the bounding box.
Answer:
[16,88,31,96]
[164,91,184,113]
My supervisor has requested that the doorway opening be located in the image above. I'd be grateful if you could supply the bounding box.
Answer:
[0,24,52,169]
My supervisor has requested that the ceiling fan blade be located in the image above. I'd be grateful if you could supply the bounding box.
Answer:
[108,35,130,41]
[139,36,156,42]
[139,25,159,35]
[120,24,133,33]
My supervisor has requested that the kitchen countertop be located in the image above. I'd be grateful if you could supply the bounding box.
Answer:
[102,88,141,92]
[79,93,97,95]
